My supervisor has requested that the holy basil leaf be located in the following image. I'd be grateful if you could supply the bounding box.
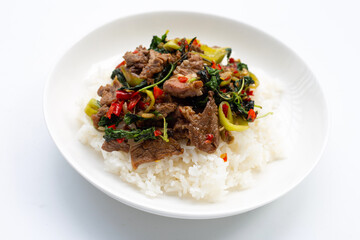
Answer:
[98,116,121,127]
[237,62,248,71]
[225,48,232,59]
[104,127,156,142]
[243,76,255,86]
[149,31,168,53]
[123,113,144,125]
[119,80,147,91]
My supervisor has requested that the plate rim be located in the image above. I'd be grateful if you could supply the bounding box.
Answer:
[43,10,331,219]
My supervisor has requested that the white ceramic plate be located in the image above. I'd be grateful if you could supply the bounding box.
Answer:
[44,11,329,219]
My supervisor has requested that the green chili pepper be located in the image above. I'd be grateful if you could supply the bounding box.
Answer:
[84,98,100,117]
[218,102,249,132]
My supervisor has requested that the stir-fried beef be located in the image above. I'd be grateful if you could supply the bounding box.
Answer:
[154,102,178,117]
[163,53,204,98]
[130,138,183,169]
[123,46,149,75]
[174,92,219,153]
[102,139,130,152]
[87,33,259,170]
[91,105,109,128]
[139,50,172,80]
[97,79,121,106]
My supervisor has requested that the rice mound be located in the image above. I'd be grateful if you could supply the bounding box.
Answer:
[77,57,287,202]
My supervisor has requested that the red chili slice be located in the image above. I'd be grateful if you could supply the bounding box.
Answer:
[222,104,229,118]
[153,86,164,99]
[206,134,214,141]
[133,50,139,54]
[224,75,231,81]
[178,76,188,83]
[108,124,116,129]
[116,90,139,100]
[127,94,141,111]
[138,100,149,110]
[111,102,122,116]
[220,153,228,162]
[229,58,235,63]
[247,109,256,122]
[246,90,254,96]
[106,104,115,119]
[154,130,162,137]
[115,61,126,69]
[233,70,239,74]
[116,138,125,144]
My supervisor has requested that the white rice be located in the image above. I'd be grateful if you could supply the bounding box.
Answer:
[77,56,287,202]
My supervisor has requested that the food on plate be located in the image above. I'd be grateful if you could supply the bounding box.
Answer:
[78,31,286,201]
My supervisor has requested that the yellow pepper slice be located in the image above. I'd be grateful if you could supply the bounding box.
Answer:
[84,98,100,117]
[249,72,259,89]
[163,39,181,51]
[220,79,231,87]
[120,66,144,87]
[141,90,155,113]
[219,102,249,132]
[200,45,229,64]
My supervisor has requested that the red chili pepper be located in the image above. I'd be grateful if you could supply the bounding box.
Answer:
[116,101,125,116]
[178,76,188,83]
[211,61,222,70]
[133,50,139,54]
[247,109,256,122]
[154,130,162,137]
[229,58,235,63]
[220,88,227,93]
[220,153,227,162]
[138,100,149,110]
[222,104,229,118]
[153,86,164,99]
[211,61,217,69]
[127,94,141,111]
[206,134,214,141]
[115,61,126,69]
[106,104,115,119]
[116,138,125,144]
[108,124,116,129]
[193,39,201,46]
[116,90,138,100]
[233,70,239,74]
[224,75,231,81]
[204,140,212,144]
[246,90,254,96]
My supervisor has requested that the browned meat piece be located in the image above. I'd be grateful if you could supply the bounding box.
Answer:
[97,79,121,106]
[139,50,172,80]
[163,52,204,98]
[163,78,203,98]
[123,46,149,75]
[130,138,183,169]
[175,92,219,153]
[176,38,203,53]
[172,118,190,140]
[170,50,182,63]
[102,139,130,152]
[190,44,203,53]
[174,52,204,75]
[91,105,109,128]
[154,102,178,117]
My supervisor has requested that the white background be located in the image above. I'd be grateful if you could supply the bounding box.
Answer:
[1,0,359,239]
